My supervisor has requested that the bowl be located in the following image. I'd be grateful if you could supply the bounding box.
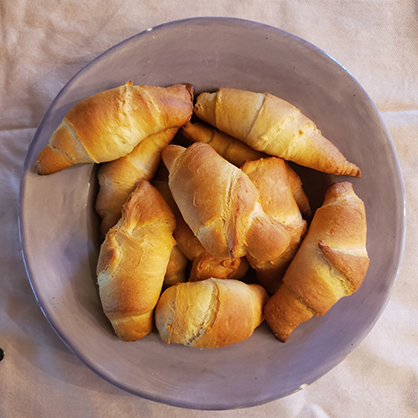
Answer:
[19,17,406,410]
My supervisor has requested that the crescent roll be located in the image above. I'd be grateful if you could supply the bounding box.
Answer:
[194,87,360,177]
[37,82,194,175]
[264,182,370,342]
[155,278,268,348]
[96,180,176,341]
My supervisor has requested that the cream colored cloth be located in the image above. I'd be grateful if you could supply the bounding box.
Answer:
[1,1,417,417]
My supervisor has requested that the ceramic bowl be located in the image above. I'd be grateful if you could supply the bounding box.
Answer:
[19,17,406,410]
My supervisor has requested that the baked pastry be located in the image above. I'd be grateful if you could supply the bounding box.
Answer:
[264,182,369,342]
[162,142,291,263]
[194,87,360,176]
[163,245,188,287]
[241,157,307,294]
[152,170,249,282]
[181,120,267,167]
[96,180,176,341]
[283,161,311,218]
[155,278,268,348]
[96,127,178,237]
[37,82,194,175]
[188,250,250,282]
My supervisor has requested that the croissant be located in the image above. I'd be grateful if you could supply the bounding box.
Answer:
[152,169,249,282]
[96,127,179,237]
[155,278,268,348]
[96,180,176,341]
[241,157,307,294]
[162,142,291,263]
[264,182,370,342]
[181,120,311,218]
[37,82,194,175]
[194,87,360,177]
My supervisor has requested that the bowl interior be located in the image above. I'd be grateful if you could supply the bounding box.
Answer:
[19,17,405,410]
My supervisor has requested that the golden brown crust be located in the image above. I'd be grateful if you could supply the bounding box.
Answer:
[263,284,314,342]
[155,278,268,348]
[283,162,311,217]
[152,171,249,282]
[181,121,267,167]
[189,251,249,282]
[194,88,361,177]
[96,180,176,341]
[162,143,291,264]
[36,123,90,175]
[182,120,311,217]
[37,83,193,175]
[95,127,179,236]
[162,143,257,259]
[110,312,154,342]
[163,245,188,287]
[318,240,370,293]
[244,211,291,263]
[264,181,369,342]
[241,157,307,294]
[150,174,192,287]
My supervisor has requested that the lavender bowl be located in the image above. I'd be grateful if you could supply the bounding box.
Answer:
[19,17,405,410]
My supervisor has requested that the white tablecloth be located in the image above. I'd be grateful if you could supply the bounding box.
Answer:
[1,1,417,417]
